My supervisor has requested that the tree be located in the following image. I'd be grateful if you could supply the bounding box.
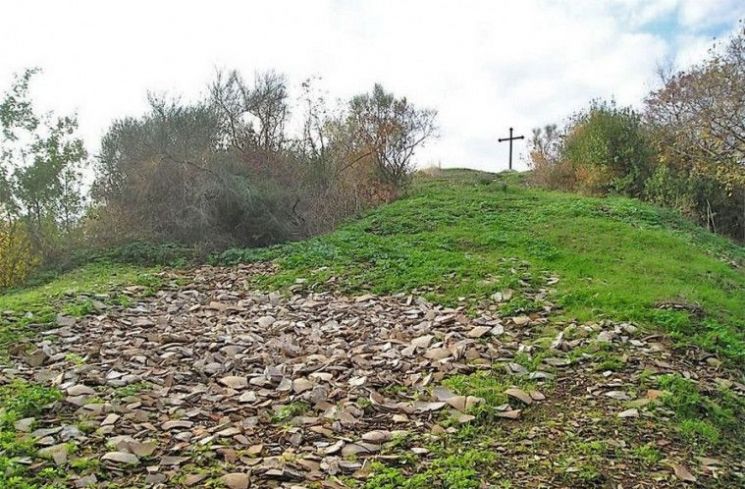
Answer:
[210,69,289,154]
[347,84,437,187]
[645,23,745,239]
[0,69,87,259]
[529,124,562,165]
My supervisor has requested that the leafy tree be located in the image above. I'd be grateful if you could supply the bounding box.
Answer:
[645,23,745,239]
[0,68,87,261]
[348,84,437,187]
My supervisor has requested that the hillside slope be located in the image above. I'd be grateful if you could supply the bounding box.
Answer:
[222,169,745,364]
[1,169,744,489]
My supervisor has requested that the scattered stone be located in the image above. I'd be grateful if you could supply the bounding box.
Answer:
[512,316,531,326]
[604,391,631,401]
[673,463,697,483]
[220,376,248,389]
[257,315,276,328]
[246,444,263,456]
[101,413,120,426]
[67,384,96,396]
[505,388,532,405]
[127,440,158,457]
[597,331,616,343]
[362,430,392,443]
[24,348,48,367]
[222,472,250,489]
[162,420,194,430]
[74,474,97,488]
[183,473,208,486]
[101,451,140,465]
[617,408,639,418]
[467,326,491,338]
[238,391,257,403]
[161,455,190,466]
[14,417,34,432]
[7,265,739,489]
[424,347,451,360]
[494,409,521,419]
[411,335,434,349]
[529,390,545,401]
[706,357,722,368]
[293,377,314,394]
[38,443,69,466]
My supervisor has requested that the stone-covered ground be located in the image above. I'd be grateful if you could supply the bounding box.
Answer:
[2,265,744,488]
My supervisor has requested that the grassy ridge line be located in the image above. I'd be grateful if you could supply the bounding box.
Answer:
[218,169,745,364]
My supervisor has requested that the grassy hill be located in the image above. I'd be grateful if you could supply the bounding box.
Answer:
[3,168,744,363]
[220,169,745,365]
[1,168,744,488]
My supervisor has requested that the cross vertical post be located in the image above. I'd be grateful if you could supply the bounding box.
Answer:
[498,127,525,170]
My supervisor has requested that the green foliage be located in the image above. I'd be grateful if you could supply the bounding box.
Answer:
[442,371,514,412]
[271,401,309,423]
[533,26,745,241]
[0,381,63,488]
[0,221,39,288]
[112,382,151,398]
[0,68,87,263]
[102,241,194,266]
[561,100,653,195]
[0,380,61,426]
[656,373,744,447]
[348,84,437,187]
[631,443,663,466]
[90,72,434,254]
[363,449,495,489]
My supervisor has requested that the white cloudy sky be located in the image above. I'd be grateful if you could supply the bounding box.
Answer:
[1,0,743,171]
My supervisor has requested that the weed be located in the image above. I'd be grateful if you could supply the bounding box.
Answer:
[656,373,743,447]
[271,402,309,423]
[64,353,86,365]
[631,443,663,466]
[363,449,495,489]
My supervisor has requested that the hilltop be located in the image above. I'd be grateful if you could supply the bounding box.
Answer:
[1,169,743,488]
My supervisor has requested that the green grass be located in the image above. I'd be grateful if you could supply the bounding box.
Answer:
[0,381,64,488]
[655,373,745,449]
[363,449,497,489]
[271,401,309,423]
[0,261,161,358]
[631,443,663,467]
[217,169,745,365]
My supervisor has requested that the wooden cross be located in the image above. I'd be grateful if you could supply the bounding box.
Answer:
[498,127,524,170]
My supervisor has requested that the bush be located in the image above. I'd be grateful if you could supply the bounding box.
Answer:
[528,103,654,197]
[0,222,40,289]
[561,101,653,195]
[89,73,435,252]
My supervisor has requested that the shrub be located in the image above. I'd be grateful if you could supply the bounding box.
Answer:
[89,73,435,252]
[561,101,654,196]
[0,221,40,289]
[528,103,654,197]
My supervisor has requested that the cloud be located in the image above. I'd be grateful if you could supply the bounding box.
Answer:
[0,0,741,172]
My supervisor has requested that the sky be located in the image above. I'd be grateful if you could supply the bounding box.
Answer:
[1,0,743,172]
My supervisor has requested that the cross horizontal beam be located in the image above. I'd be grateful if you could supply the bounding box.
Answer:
[498,127,524,170]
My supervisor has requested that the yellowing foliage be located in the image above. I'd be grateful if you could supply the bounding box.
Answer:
[0,221,40,288]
